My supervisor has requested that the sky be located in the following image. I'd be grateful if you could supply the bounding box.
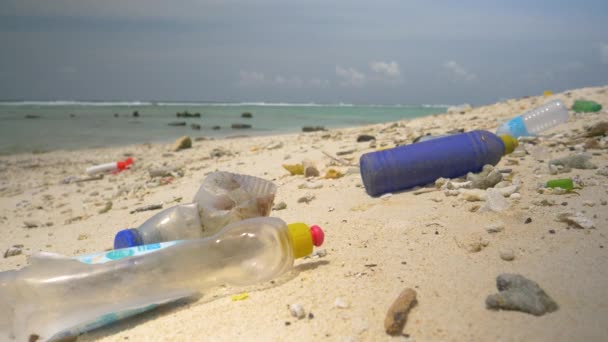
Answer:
[0,0,607,105]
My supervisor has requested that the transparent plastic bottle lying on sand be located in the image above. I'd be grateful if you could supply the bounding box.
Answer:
[0,217,324,341]
[495,100,569,138]
[114,171,277,248]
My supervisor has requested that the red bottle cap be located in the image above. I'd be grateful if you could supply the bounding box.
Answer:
[310,225,324,247]
[117,157,134,171]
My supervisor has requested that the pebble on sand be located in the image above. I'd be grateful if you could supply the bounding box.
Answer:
[548,154,597,173]
[98,201,112,214]
[466,165,503,189]
[556,212,595,229]
[486,223,505,233]
[288,303,306,319]
[499,249,515,261]
[23,220,41,228]
[172,136,192,152]
[334,298,349,309]
[297,194,315,204]
[272,201,287,211]
[486,273,558,316]
[302,159,320,177]
[4,245,23,258]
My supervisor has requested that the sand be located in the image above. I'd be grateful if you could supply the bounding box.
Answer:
[1,86,607,341]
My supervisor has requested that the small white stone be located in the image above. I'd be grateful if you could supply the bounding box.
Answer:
[334,298,349,309]
[509,193,521,200]
[480,189,509,212]
[557,212,595,229]
[459,189,486,201]
[313,249,327,258]
[289,303,306,319]
[380,193,393,200]
[495,185,518,197]
[298,182,323,190]
[511,150,526,158]
[500,249,515,261]
[486,223,505,233]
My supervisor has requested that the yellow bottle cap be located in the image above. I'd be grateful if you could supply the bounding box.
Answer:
[499,135,518,155]
[287,223,313,259]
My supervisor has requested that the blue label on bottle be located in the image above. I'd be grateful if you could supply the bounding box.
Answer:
[52,241,187,339]
[76,241,181,264]
[498,116,531,138]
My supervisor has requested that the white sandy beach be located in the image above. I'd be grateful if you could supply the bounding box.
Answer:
[1,86,607,341]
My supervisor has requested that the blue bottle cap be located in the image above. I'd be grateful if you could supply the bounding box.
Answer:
[114,228,143,249]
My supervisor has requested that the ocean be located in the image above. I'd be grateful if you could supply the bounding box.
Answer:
[0,101,447,155]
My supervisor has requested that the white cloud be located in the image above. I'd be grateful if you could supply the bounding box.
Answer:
[370,61,401,79]
[335,66,366,87]
[238,71,329,88]
[442,60,477,81]
[600,43,608,64]
[238,71,266,86]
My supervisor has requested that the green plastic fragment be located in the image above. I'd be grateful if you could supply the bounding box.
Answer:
[546,178,574,191]
[572,100,602,113]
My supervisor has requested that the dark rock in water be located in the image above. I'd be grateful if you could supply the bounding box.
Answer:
[69,114,76,118]
[486,273,558,316]
[176,111,201,118]
[241,112,253,118]
[191,123,201,130]
[302,126,326,132]
[212,125,221,130]
[231,123,252,129]
[113,113,119,118]
[357,134,376,142]
[25,115,40,119]
[132,111,140,117]
[168,122,187,126]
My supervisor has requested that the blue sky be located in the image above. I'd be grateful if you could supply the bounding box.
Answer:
[0,0,607,104]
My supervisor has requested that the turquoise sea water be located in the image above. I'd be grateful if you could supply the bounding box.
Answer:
[0,101,447,154]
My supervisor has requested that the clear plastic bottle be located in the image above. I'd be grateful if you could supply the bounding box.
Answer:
[496,100,569,138]
[0,217,324,341]
[114,171,277,249]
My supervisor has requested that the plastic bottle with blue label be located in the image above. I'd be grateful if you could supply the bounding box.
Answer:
[495,100,569,138]
[0,217,324,341]
[359,130,518,197]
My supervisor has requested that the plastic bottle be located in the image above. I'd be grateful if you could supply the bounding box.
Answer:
[0,217,324,341]
[572,100,602,113]
[114,171,277,249]
[359,130,518,197]
[495,100,569,137]
[546,178,573,191]
[85,157,133,175]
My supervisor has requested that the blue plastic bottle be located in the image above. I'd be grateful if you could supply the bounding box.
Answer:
[359,130,517,197]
